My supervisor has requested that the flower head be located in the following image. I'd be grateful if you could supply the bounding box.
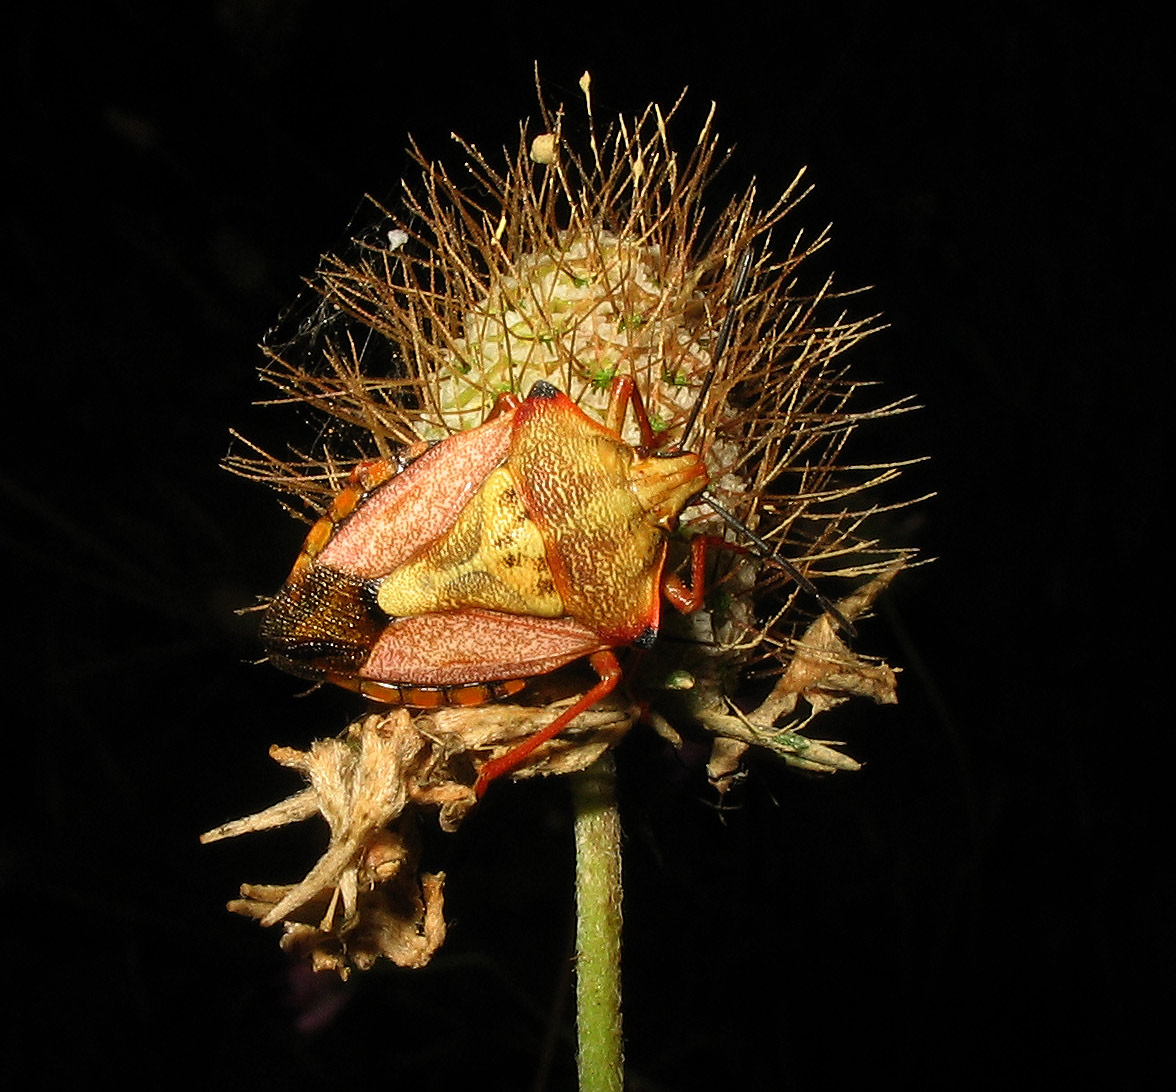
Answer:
[213,74,918,973]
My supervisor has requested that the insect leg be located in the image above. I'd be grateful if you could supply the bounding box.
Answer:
[473,650,624,797]
[660,533,715,613]
[603,373,660,449]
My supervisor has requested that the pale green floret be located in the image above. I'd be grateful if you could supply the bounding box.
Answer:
[419,230,714,444]
[590,366,617,392]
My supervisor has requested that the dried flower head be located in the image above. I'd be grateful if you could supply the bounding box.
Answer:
[202,703,631,976]
[211,73,918,974]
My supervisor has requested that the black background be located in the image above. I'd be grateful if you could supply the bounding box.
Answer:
[4,3,1162,1087]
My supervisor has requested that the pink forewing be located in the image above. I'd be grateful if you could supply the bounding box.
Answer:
[319,411,516,577]
[361,609,607,685]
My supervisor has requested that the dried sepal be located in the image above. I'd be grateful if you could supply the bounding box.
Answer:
[698,565,902,791]
[228,839,447,976]
[202,702,633,974]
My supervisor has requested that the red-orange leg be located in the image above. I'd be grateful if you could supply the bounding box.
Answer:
[605,375,658,450]
[663,532,756,614]
[473,649,624,797]
[660,534,720,613]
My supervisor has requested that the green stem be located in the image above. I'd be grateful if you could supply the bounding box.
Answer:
[571,754,624,1092]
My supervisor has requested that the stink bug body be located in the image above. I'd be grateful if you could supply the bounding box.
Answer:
[261,376,711,794]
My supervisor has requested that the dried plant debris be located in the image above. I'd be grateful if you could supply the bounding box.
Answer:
[202,704,633,976]
[702,565,901,791]
[211,72,920,973]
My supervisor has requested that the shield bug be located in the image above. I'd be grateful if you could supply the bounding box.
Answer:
[260,371,712,793]
[260,252,851,795]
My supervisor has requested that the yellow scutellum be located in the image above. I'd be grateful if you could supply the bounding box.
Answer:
[216,74,921,972]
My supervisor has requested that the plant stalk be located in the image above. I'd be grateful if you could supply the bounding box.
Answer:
[571,754,624,1092]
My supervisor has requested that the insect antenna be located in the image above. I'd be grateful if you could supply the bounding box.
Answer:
[665,247,858,640]
[677,247,755,450]
[700,495,858,639]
